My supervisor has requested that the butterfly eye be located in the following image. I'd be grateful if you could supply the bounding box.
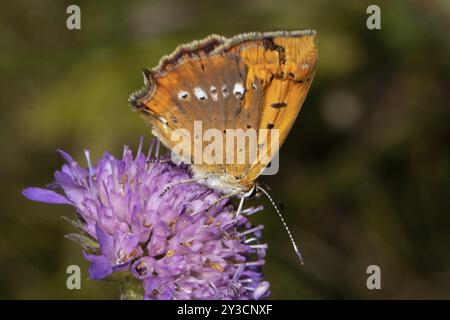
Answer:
[233,82,245,100]
[194,87,208,101]
[177,90,190,101]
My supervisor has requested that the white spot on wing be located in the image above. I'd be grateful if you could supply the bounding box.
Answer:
[177,90,190,101]
[210,86,218,101]
[194,87,208,100]
[221,85,229,98]
[233,82,245,99]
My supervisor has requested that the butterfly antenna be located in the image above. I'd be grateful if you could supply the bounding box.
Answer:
[256,185,304,265]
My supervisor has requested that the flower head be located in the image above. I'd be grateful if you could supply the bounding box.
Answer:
[23,139,269,300]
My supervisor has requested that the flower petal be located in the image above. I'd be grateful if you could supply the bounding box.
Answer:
[83,251,112,280]
[95,224,115,260]
[253,281,270,300]
[22,187,70,204]
[24,140,270,299]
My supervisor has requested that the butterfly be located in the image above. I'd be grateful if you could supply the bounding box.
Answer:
[130,30,317,195]
[130,31,317,263]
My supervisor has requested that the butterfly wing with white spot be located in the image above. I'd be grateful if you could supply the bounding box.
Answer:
[130,31,317,191]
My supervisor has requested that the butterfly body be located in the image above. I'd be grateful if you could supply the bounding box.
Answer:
[192,170,246,195]
[130,31,317,195]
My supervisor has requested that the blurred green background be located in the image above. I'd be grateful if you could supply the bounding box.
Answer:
[1,0,449,299]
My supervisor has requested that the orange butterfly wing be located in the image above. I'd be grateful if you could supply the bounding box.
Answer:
[130,31,317,192]
[232,35,318,187]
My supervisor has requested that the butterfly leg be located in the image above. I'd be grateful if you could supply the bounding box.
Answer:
[236,195,246,217]
[146,138,170,163]
[147,158,172,164]
[159,177,205,198]
[145,139,173,165]
[236,185,257,217]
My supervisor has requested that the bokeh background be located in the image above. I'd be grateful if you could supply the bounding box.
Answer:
[1,0,449,299]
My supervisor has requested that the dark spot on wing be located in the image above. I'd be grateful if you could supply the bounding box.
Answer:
[271,102,287,109]
[179,92,189,100]
[221,86,228,94]
[262,38,286,65]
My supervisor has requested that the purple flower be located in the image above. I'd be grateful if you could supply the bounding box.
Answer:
[23,139,270,300]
